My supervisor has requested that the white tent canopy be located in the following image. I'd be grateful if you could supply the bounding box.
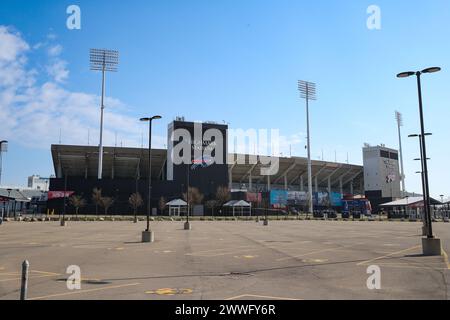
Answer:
[223,200,252,216]
[167,199,187,206]
[166,199,187,216]
[380,197,441,207]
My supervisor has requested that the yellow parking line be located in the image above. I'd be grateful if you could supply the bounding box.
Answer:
[441,248,450,270]
[28,282,141,300]
[357,245,420,266]
[31,270,61,276]
[0,273,59,283]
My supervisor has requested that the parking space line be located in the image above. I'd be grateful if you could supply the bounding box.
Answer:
[441,248,450,270]
[356,245,421,266]
[28,282,141,300]
[0,273,59,283]
[373,263,448,271]
[276,244,360,262]
[186,245,254,256]
[225,294,301,300]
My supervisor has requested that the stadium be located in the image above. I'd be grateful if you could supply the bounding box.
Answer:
[47,119,399,216]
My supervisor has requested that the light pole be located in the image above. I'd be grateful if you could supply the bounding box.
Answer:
[140,115,162,243]
[0,140,8,186]
[395,112,406,197]
[411,132,431,236]
[298,80,317,216]
[6,188,11,218]
[184,160,191,230]
[90,49,119,180]
[397,67,441,255]
[61,170,68,226]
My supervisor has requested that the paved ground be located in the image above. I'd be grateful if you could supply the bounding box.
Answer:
[0,220,449,300]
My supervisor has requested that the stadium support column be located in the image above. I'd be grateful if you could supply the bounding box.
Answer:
[339,177,343,195]
[249,171,252,191]
[228,163,235,190]
[267,175,271,191]
[284,175,288,190]
[314,176,318,193]
[328,177,331,194]
[300,176,304,192]
[350,180,354,195]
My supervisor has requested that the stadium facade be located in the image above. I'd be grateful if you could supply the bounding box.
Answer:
[47,120,399,215]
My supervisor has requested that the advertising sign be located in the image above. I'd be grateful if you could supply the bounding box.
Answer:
[48,191,75,200]
[287,191,307,205]
[330,192,343,206]
[246,192,262,204]
[270,190,288,208]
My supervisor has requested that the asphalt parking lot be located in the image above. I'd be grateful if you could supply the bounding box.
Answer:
[0,220,449,300]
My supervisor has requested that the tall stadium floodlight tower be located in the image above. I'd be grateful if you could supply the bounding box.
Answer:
[90,49,119,179]
[0,140,8,186]
[298,80,317,215]
[395,111,406,197]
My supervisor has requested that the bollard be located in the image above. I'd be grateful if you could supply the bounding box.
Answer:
[20,260,29,300]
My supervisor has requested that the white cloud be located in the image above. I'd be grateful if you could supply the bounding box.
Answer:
[48,44,62,57]
[0,26,29,62]
[0,25,163,151]
[46,59,69,82]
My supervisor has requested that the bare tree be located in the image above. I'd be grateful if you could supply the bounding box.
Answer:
[129,192,143,222]
[100,197,114,217]
[159,196,167,215]
[216,186,231,207]
[92,188,102,216]
[69,195,86,218]
[183,187,204,215]
[205,199,218,217]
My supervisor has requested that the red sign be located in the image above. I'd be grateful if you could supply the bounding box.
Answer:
[48,191,75,200]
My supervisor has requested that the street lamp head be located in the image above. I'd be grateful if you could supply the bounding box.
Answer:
[397,71,415,78]
[140,116,162,122]
[421,67,441,74]
[408,133,432,138]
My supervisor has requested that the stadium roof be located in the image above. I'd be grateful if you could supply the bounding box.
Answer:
[51,144,363,192]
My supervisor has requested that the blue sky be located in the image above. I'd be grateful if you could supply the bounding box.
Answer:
[0,0,449,198]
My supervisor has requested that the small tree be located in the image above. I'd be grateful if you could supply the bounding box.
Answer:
[216,186,231,207]
[129,192,143,222]
[69,195,86,218]
[100,197,114,217]
[159,197,167,215]
[92,188,102,216]
[205,200,218,217]
[183,187,204,215]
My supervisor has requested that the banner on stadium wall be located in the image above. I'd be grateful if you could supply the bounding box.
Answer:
[330,192,343,206]
[246,192,262,204]
[270,190,288,208]
[47,191,75,200]
[314,192,329,206]
[287,191,307,205]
